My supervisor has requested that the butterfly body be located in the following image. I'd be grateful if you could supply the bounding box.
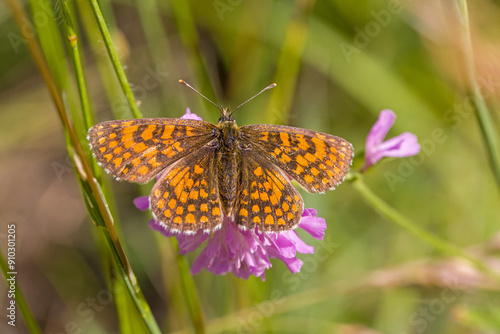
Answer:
[215,108,240,217]
[88,106,353,234]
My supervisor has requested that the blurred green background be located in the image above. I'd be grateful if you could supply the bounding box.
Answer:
[1,0,500,333]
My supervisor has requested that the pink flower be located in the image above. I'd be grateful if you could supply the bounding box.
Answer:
[180,108,202,121]
[134,108,329,280]
[362,109,421,171]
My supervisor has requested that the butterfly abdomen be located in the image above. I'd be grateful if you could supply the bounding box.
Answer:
[216,120,240,217]
[216,150,239,217]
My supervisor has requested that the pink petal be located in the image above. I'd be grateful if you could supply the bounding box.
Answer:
[285,231,315,254]
[376,132,421,158]
[299,212,327,240]
[191,249,210,275]
[280,257,303,273]
[365,109,395,149]
[180,108,203,121]
[302,208,318,217]
[133,196,150,211]
[176,231,209,254]
[266,233,297,258]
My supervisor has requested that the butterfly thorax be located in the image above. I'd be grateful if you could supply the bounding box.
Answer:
[216,109,241,217]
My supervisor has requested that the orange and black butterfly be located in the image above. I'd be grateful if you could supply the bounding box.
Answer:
[88,80,353,234]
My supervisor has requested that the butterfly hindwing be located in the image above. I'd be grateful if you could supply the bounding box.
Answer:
[235,153,303,232]
[149,144,223,234]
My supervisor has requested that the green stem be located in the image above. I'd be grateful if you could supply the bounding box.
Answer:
[169,0,216,117]
[173,239,206,334]
[349,173,500,280]
[60,1,100,176]
[266,0,314,124]
[89,0,143,119]
[0,251,42,334]
[61,2,93,130]
[453,0,500,192]
[135,0,171,111]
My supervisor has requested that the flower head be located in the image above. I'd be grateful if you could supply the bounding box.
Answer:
[135,108,329,280]
[363,109,420,171]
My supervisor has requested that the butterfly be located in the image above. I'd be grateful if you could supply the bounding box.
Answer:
[87,80,354,234]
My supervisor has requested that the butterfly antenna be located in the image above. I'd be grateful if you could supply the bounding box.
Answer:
[231,83,276,116]
[178,79,222,112]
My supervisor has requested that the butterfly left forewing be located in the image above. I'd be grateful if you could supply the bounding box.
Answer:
[239,124,353,193]
[88,118,217,183]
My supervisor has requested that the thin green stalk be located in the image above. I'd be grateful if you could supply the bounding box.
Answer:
[60,1,100,176]
[89,0,143,119]
[169,0,217,117]
[61,1,93,131]
[135,0,171,111]
[348,173,500,281]
[0,251,42,334]
[453,0,500,191]
[265,0,315,124]
[6,1,160,332]
[29,0,68,91]
[75,0,127,119]
[173,239,206,334]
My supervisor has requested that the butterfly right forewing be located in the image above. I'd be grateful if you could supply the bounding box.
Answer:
[239,124,354,193]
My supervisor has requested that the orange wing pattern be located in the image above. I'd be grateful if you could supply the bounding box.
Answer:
[87,118,216,183]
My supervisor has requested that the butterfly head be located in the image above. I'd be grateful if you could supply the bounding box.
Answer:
[218,107,235,124]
